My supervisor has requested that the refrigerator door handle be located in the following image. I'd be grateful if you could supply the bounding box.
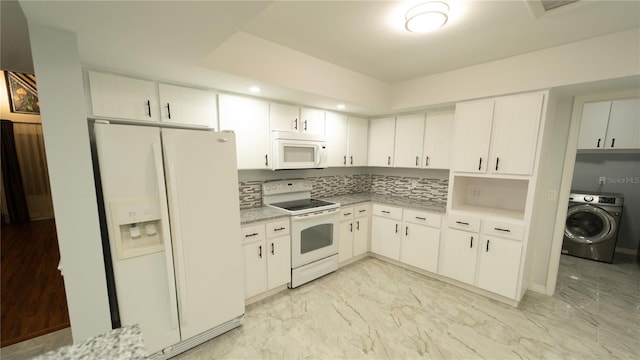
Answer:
[152,142,179,330]
[163,144,189,328]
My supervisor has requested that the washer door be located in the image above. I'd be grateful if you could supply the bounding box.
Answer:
[564,204,616,244]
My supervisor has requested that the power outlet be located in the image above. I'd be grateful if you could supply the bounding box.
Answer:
[598,176,607,185]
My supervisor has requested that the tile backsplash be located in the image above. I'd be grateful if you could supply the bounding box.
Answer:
[239,174,448,209]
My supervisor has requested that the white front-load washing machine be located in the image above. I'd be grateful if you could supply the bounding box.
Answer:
[562,191,624,263]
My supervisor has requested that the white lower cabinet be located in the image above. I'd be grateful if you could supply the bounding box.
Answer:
[441,214,525,300]
[476,236,522,298]
[241,219,291,299]
[339,204,370,263]
[370,204,402,260]
[400,210,441,273]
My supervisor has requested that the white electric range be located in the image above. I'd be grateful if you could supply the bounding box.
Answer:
[263,180,340,288]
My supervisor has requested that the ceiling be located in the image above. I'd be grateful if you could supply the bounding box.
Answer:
[14,0,640,114]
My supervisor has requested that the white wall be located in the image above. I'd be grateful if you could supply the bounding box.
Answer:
[28,24,111,341]
[571,153,640,253]
[390,28,640,111]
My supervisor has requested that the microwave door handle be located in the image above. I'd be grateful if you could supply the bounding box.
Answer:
[315,144,321,167]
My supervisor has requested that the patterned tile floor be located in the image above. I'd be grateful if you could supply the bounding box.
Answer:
[2,254,638,359]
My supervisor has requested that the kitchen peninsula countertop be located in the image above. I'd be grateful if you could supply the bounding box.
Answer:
[33,324,146,360]
[240,192,446,225]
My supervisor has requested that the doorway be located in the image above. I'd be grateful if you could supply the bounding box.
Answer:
[0,70,70,347]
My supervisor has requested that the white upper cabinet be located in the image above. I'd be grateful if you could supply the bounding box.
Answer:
[580,98,640,150]
[300,107,326,135]
[158,83,217,128]
[422,110,454,169]
[219,94,271,170]
[270,102,325,135]
[88,71,159,122]
[452,92,544,176]
[489,92,543,175]
[394,114,425,168]
[325,112,349,166]
[325,113,368,167]
[451,99,494,173]
[578,101,611,150]
[347,116,369,166]
[368,117,396,167]
[606,99,640,149]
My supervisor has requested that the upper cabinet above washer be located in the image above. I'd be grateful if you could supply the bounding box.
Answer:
[578,98,640,150]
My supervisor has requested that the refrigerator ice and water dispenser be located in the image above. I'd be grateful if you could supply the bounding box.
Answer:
[109,197,165,259]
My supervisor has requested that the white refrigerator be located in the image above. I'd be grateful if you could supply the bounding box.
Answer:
[93,122,244,358]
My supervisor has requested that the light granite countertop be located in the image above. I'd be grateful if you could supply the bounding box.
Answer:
[240,192,446,225]
[33,324,146,360]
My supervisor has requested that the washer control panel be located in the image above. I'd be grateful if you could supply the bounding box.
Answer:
[569,192,623,206]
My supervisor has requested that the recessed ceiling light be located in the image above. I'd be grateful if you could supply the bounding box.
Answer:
[249,86,261,93]
[336,104,346,110]
[405,1,449,33]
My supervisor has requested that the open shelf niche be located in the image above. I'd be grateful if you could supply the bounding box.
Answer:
[449,175,529,220]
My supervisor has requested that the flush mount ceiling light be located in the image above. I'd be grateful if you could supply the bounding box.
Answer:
[249,86,261,93]
[336,104,346,110]
[405,1,450,33]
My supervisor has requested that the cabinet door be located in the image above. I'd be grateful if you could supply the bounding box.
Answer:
[270,102,299,132]
[438,228,478,285]
[300,108,325,135]
[338,220,354,263]
[219,94,270,169]
[394,114,425,168]
[422,110,454,169]
[158,84,216,128]
[347,116,369,166]
[243,241,267,298]
[578,101,611,150]
[368,117,396,167]
[451,100,494,173]
[370,216,400,260]
[400,223,440,273]
[325,112,348,166]
[353,216,369,257]
[88,71,159,122]
[267,235,291,289]
[490,92,543,175]
[476,236,522,299]
[605,98,640,149]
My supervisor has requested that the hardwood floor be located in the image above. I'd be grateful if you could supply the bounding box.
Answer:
[1,219,70,347]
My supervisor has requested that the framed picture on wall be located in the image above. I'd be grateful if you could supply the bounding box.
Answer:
[5,71,40,115]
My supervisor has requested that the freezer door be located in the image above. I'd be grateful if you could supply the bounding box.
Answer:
[161,129,245,340]
[94,123,180,354]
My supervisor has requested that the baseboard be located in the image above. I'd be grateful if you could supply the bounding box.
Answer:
[527,283,547,295]
[615,247,638,256]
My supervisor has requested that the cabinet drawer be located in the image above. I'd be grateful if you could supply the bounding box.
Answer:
[241,223,265,244]
[372,204,402,220]
[266,219,290,238]
[403,209,441,228]
[482,220,525,241]
[354,203,370,218]
[340,207,355,220]
[447,214,481,232]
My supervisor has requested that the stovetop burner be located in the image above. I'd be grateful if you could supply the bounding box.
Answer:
[269,198,335,212]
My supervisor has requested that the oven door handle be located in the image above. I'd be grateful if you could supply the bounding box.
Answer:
[293,208,338,220]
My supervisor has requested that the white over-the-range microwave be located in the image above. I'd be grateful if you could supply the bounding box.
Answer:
[271,131,328,170]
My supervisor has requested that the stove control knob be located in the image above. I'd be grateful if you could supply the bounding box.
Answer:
[584,196,594,202]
